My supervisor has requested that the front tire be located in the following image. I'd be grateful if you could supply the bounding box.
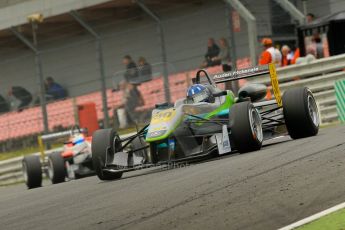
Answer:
[92,129,123,180]
[230,101,263,153]
[283,87,319,139]
[47,152,66,184]
[22,155,42,189]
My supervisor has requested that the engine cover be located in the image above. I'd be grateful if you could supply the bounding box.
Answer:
[238,83,267,102]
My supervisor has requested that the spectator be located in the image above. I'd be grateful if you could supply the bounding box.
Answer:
[306,13,315,24]
[8,86,32,111]
[312,34,324,59]
[45,77,66,100]
[281,45,292,67]
[0,94,10,113]
[137,57,152,82]
[212,38,232,72]
[259,38,282,66]
[291,47,300,64]
[296,46,316,65]
[117,80,144,128]
[201,38,220,68]
[123,55,138,83]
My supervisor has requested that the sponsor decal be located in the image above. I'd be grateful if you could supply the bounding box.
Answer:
[151,108,176,124]
[268,63,282,107]
[213,66,261,81]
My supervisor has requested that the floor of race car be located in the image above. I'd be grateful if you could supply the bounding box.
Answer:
[0,125,345,230]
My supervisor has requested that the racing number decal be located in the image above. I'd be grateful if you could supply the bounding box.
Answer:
[151,109,176,124]
[269,63,283,107]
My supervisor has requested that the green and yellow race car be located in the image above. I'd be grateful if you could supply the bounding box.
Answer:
[91,64,320,180]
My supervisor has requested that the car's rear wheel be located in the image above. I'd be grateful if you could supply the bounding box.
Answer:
[22,155,42,189]
[230,101,263,153]
[92,129,123,180]
[283,87,319,139]
[47,152,66,184]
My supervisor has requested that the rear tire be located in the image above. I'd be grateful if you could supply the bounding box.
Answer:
[92,129,123,180]
[230,101,263,153]
[22,155,42,189]
[47,152,66,184]
[283,87,319,139]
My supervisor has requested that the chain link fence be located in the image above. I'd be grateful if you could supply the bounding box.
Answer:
[0,0,265,152]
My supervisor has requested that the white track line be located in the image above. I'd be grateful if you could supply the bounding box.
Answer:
[278,201,345,230]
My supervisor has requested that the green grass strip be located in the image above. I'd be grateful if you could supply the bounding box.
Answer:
[296,208,345,230]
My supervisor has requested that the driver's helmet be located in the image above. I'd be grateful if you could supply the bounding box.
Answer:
[187,84,213,103]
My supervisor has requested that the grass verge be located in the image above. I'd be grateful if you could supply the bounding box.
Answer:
[296,208,345,230]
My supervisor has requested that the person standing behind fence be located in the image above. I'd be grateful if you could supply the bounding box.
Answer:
[137,57,152,82]
[259,38,282,66]
[8,86,32,111]
[123,55,138,83]
[312,34,324,59]
[212,38,232,72]
[117,80,144,128]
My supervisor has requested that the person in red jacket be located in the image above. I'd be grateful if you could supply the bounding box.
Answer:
[259,38,282,100]
[291,48,300,64]
[259,38,282,66]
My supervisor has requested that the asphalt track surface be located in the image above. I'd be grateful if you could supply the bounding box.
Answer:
[0,125,345,230]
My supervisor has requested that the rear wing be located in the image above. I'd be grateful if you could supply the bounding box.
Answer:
[40,129,86,142]
[37,127,87,160]
[212,63,282,107]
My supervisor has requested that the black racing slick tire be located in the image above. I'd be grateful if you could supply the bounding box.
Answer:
[230,101,263,153]
[283,87,320,139]
[92,129,123,180]
[47,152,66,184]
[22,155,42,189]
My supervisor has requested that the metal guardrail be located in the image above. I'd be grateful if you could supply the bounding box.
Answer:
[0,148,63,186]
[0,156,23,185]
[1,54,344,186]
[250,53,345,124]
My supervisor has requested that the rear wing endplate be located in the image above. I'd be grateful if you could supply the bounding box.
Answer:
[212,63,282,107]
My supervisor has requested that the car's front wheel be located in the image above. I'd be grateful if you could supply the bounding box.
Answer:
[230,101,263,153]
[92,129,123,180]
[22,155,42,189]
[47,152,66,184]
